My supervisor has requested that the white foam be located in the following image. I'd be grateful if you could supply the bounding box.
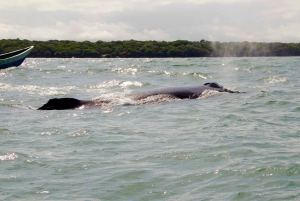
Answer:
[0,153,18,161]
[92,94,134,107]
[119,81,143,87]
[9,104,36,110]
[111,67,138,75]
[0,82,75,96]
[88,80,120,89]
[134,94,180,105]
[88,80,143,89]
[264,76,287,84]
[197,90,221,99]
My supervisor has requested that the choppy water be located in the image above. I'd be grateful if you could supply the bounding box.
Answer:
[1,57,300,200]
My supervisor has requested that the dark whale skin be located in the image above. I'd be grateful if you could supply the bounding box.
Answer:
[38,82,243,110]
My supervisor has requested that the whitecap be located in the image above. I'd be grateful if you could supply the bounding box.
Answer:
[111,67,138,75]
[88,80,121,89]
[197,90,221,99]
[264,76,287,84]
[0,153,18,161]
[9,104,36,110]
[0,82,75,95]
[119,81,143,87]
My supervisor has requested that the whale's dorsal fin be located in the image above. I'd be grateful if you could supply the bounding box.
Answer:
[204,82,223,88]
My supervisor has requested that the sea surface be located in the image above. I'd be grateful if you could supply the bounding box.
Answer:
[0,57,299,200]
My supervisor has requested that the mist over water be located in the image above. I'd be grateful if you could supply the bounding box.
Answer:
[1,57,300,200]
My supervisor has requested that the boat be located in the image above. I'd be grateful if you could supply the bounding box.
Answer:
[0,46,34,70]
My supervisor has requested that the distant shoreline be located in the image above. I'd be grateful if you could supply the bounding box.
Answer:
[1,39,300,58]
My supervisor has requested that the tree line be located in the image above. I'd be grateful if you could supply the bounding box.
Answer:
[1,39,300,58]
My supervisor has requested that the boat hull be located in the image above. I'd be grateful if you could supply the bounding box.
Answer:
[0,46,34,70]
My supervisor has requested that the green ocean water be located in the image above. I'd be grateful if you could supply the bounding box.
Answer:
[0,57,300,200]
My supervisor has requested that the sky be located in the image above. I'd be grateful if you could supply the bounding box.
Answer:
[1,0,299,42]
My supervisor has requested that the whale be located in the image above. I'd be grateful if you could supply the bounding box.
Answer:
[38,82,243,110]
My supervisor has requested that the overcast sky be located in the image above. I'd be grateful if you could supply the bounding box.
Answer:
[1,0,299,42]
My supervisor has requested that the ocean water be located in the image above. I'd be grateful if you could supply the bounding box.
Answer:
[0,57,300,200]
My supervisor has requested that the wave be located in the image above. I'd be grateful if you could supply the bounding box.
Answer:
[262,76,288,84]
[147,70,210,79]
[0,82,75,96]
[6,104,37,110]
[87,80,143,89]
[0,153,18,161]
[111,67,139,75]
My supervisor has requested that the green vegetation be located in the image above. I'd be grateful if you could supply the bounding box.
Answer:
[1,39,300,58]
